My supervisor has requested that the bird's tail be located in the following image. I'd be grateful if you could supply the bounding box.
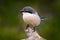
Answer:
[41,16,47,21]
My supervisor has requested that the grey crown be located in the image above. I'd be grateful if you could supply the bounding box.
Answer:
[20,6,36,13]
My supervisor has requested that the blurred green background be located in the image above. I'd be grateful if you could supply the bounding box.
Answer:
[0,0,60,40]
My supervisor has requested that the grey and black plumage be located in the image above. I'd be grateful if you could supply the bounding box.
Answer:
[20,6,36,13]
[20,6,41,31]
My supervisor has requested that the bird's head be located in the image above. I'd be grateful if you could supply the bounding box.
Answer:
[20,6,37,14]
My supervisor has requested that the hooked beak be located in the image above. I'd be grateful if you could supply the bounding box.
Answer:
[19,10,24,15]
[20,10,23,13]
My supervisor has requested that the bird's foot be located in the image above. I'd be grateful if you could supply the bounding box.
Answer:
[26,24,29,29]
[33,27,36,32]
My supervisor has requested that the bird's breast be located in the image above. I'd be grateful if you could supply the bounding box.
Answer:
[22,13,41,26]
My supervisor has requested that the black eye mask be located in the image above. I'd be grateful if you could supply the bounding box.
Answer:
[24,11,32,13]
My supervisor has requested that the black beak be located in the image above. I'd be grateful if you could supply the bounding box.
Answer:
[19,10,23,13]
[19,10,24,15]
[20,8,25,13]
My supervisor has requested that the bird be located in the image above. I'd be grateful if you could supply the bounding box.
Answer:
[20,6,41,31]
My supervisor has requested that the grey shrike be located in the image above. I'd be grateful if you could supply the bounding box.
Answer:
[20,6,41,31]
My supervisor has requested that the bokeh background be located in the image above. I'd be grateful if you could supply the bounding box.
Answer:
[0,0,60,40]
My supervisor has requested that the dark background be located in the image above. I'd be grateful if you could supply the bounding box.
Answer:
[0,0,60,40]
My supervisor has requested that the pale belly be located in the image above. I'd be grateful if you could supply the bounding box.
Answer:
[23,13,41,27]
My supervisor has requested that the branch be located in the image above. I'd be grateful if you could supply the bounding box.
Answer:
[21,27,46,40]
